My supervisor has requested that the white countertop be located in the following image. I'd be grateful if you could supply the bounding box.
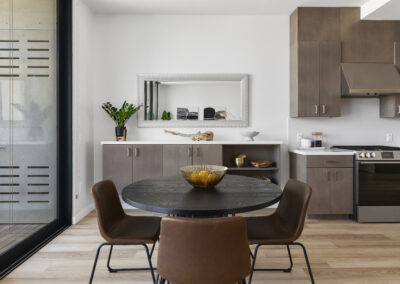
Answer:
[290,149,356,156]
[101,140,283,145]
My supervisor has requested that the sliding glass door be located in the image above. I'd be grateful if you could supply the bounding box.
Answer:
[0,0,71,276]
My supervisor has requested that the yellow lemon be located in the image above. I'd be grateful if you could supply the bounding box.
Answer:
[198,170,209,179]
[206,174,216,184]
[191,172,200,182]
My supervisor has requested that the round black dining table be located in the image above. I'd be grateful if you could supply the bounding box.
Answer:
[122,174,282,217]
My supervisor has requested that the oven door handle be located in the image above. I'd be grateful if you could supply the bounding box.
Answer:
[359,161,400,165]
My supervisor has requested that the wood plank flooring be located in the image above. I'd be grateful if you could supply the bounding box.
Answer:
[2,209,400,284]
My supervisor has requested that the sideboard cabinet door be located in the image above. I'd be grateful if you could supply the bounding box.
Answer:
[193,145,223,165]
[132,145,163,182]
[163,145,193,176]
[103,144,133,193]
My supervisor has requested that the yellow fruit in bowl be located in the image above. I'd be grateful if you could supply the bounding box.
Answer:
[198,170,209,179]
[207,174,217,184]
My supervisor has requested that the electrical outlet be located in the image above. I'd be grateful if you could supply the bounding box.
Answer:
[297,133,303,142]
[75,194,79,199]
[386,133,393,142]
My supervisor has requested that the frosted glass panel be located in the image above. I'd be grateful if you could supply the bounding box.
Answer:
[0,0,57,255]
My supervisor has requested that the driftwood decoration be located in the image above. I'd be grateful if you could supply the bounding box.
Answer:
[164,130,214,141]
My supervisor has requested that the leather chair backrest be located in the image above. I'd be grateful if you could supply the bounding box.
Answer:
[157,216,251,284]
[92,180,125,241]
[275,179,312,241]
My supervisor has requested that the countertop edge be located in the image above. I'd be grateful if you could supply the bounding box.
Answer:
[290,149,356,156]
[101,140,283,145]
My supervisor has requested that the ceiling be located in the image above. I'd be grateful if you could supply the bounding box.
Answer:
[81,0,370,15]
[362,0,400,20]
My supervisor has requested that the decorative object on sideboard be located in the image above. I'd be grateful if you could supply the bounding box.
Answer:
[235,154,246,168]
[161,110,171,120]
[241,130,259,141]
[102,101,142,141]
[164,129,214,141]
[177,107,199,120]
[250,160,273,168]
[180,165,228,189]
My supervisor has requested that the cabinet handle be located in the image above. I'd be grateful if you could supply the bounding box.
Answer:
[127,147,131,157]
[134,147,139,157]
[196,147,200,157]
[398,105,400,114]
[322,105,326,114]
[188,147,193,157]
[314,105,319,114]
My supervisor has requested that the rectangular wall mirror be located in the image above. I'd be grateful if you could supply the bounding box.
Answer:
[137,73,249,127]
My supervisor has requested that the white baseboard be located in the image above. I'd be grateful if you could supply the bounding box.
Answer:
[72,203,95,224]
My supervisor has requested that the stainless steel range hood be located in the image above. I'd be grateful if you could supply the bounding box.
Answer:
[341,63,400,97]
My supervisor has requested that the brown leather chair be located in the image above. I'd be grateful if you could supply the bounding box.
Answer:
[157,216,251,284]
[246,179,314,284]
[90,180,161,284]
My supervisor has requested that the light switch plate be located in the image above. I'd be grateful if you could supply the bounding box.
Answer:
[386,133,393,142]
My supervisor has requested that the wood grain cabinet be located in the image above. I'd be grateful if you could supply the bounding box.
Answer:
[192,145,223,165]
[103,144,133,193]
[132,145,163,182]
[290,153,354,215]
[163,144,223,176]
[380,95,400,118]
[290,8,341,118]
[163,145,193,176]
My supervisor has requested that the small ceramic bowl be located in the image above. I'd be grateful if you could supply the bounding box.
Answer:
[241,131,260,141]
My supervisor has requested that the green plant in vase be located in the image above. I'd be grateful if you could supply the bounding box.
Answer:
[102,101,142,141]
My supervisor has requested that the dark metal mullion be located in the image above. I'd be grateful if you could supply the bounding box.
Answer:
[149,81,153,120]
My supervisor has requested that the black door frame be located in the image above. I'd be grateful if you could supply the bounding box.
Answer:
[0,0,73,278]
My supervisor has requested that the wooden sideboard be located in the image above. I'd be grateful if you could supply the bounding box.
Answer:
[102,141,282,193]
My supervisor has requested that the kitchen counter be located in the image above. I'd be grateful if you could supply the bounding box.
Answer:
[290,149,356,156]
[101,140,283,145]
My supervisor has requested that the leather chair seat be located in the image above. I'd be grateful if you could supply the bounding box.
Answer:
[106,215,161,245]
[246,215,295,245]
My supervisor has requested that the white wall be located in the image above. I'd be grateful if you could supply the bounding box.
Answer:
[72,0,95,224]
[288,98,400,148]
[92,15,291,185]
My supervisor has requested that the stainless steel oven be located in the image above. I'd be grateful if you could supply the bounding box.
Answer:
[334,146,400,222]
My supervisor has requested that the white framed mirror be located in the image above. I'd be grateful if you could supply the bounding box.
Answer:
[137,73,249,128]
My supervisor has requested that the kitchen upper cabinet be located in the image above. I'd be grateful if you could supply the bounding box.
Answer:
[192,145,223,165]
[291,41,341,117]
[163,145,193,176]
[103,144,133,193]
[380,95,400,118]
[132,145,163,182]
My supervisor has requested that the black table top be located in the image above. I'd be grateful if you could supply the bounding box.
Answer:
[122,175,282,217]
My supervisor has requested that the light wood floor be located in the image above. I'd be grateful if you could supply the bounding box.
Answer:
[2,209,400,284]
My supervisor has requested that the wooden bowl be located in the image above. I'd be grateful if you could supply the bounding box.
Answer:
[180,165,228,189]
[250,160,273,168]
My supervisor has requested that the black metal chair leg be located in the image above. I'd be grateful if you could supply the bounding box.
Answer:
[293,242,315,284]
[143,244,156,284]
[242,279,247,284]
[89,243,108,284]
[252,244,293,272]
[106,243,157,272]
[248,244,260,284]
[283,244,293,272]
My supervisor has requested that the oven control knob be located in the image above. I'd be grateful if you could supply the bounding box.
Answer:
[366,152,371,158]
[359,152,365,158]
[371,152,376,158]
